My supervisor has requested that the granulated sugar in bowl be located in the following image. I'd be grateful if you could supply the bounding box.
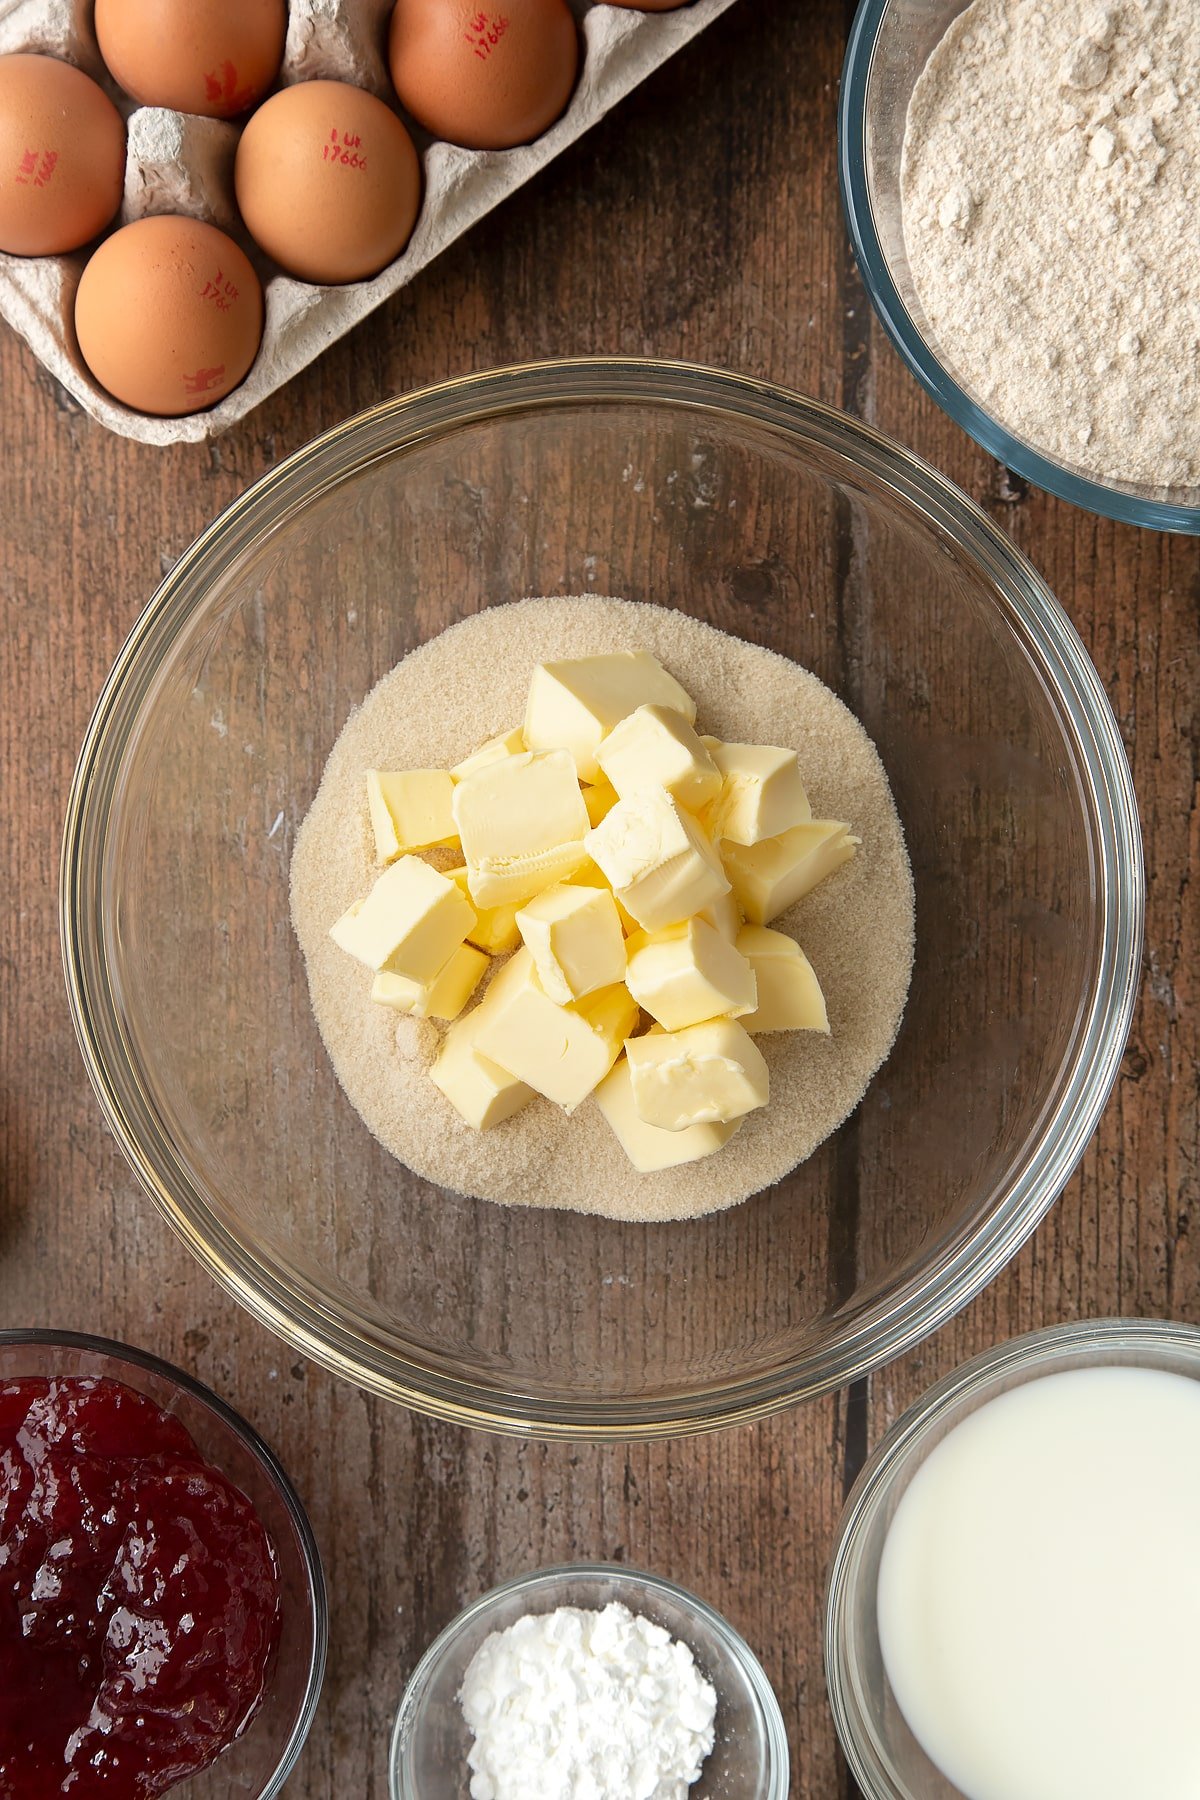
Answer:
[61,362,1142,1434]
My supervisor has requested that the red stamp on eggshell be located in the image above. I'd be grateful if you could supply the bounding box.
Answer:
[322,128,368,171]
[182,364,227,395]
[464,12,509,60]
[200,268,239,312]
[203,61,255,115]
[15,148,57,188]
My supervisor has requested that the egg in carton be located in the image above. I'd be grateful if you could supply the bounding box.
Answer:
[0,0,739,445]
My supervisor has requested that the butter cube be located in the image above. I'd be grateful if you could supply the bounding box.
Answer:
[371,942,489,1022]
[473,948,636,1112]
[594,1057,740,1172]
[624,1018,769,1131]
[452,749,589,909]
[697,888,743,942]
[430,1006,535,1130]
[329,857,475,980]
[450,727,526,782]
[700,740,811,846]
[583,778,619,827]
[524,652,696,782]
[515,883,626,1005]
[448,868,521,956]
[624,917,756,1031]
[736,926,829,1034]
[722,821,858,924]
[366,769,457,861]
[584,786,730,933]
[596,705,721,812]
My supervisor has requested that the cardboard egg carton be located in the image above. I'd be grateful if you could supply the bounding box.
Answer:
[0,0,738,443]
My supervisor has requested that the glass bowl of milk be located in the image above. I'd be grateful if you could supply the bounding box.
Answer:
[825,1317,1200,1800]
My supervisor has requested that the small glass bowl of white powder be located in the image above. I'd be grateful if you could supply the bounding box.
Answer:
[840,0,1200,532]
[389,1563,789,1799]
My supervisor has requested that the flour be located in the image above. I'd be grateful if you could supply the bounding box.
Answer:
[901,0,1200,493]
[459,1603,717,1800]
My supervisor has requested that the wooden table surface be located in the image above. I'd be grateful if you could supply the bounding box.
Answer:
[2,3,1197,1794]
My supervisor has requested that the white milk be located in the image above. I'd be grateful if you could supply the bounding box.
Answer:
[877,1365,1200,1800]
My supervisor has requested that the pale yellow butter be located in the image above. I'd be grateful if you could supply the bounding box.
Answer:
[450,727,526,782]
[515,883,626,1005]
[624,917,756,1032]
[700,740,811,846]
[448,868,522,956]
[366,769,458,861]
[723,820,858,924]
[696,888,743,942]
[736,925,829,1034]
[430,1006,535,1130]
[371,942,489,1022]
[584,785,730,933]
[472,948,636,1112]
[593,1057,740,1172]
[452,749,589,909]
[524,652,697,783]
[596,705,721,812]
[624,1018,769,1131]
[583,778,619,827]
[329,856,476,980]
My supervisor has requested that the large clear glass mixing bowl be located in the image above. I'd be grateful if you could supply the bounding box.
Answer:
[61,360,1142,1437]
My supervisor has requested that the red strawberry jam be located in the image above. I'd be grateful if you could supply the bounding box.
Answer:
[0,1376,281,1798]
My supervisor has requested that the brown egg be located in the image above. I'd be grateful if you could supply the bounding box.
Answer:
[235,81,421,285]
[388,0,578,152]
[94,0,286,118]
[74,215,263,415]
[0,54,125,256]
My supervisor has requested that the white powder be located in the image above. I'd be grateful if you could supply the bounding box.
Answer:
[459,1602,717,1800]
[289,597,914,1223]
[901,0,1200,493]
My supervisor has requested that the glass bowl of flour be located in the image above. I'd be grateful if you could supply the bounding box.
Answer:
[840,0,1200,532]
[61,359,1142,1435]
[389,1562,789,1799]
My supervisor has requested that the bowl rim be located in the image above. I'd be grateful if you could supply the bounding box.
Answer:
[388,1558,790,1800]
[60,355,1144,1438]
[0,1325,328,1799]
[838,0,1200,536]
[823,1316,1200,1797]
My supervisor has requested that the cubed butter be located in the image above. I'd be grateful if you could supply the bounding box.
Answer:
[515,883,626,1005]
[371,942,489,1022]
[593,1057,740,1172]
[624,1018,769,1131]
[328,857,476,980]
[696,888,743,942]
[596,705,721,812]
[450,727,526,782]
[583,778,619,827]
[524,652,697,782]
[430,1006,535,1130]
[366,769,458,861]
[700,740,811,846]
[448,868,522,956]
[472,948,636,1112]
[452,749,589,909]
[722,820,858,924]
[736,925,829,1034]
[624,917,756,1031]
[584,785,730,933]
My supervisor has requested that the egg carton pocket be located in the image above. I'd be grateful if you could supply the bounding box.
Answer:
[0,0,739,444]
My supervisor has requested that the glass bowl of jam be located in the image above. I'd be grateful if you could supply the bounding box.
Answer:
[0,1328,327,1799]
